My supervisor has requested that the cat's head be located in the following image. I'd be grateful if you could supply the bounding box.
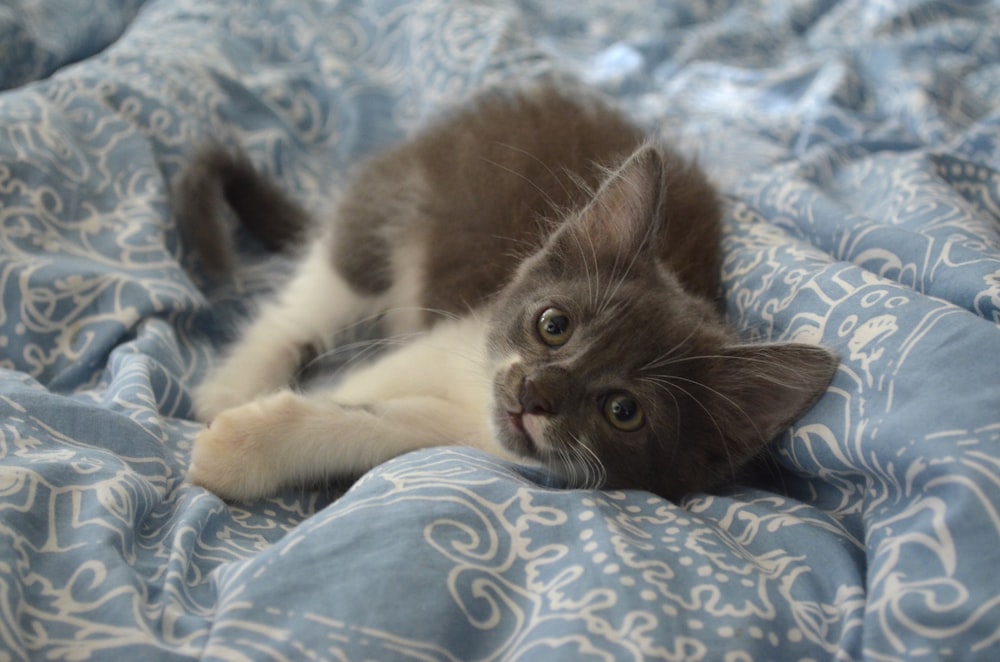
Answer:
[486,144,838,500]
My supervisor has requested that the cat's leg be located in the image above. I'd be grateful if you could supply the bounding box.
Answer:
[188,390,490,500]
[187,316,509,500]
[194,239,376,421]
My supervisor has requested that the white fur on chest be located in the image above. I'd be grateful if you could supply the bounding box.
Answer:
[331,315,494,416]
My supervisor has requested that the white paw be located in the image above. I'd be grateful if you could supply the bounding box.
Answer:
[192,377,260,423]
[192,339,303,422]
[192,360,295,422]
[188,391,300,500]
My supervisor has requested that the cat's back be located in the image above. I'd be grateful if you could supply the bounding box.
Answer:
[417,86,650,308]
[334,84,721,315]
[415,85,646,218]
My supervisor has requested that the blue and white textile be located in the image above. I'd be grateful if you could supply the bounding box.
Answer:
[1,1,999,658]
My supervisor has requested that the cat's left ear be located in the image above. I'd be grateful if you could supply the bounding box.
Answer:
[709,342,839,458]
[568,143,667,258]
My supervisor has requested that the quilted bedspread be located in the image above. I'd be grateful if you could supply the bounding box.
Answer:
[2,0,999,659]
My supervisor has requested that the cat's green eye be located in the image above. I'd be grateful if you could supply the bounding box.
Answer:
[603,393,644,432]
[537,307,573,347]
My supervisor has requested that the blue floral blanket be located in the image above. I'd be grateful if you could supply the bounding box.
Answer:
[2,0,999,659]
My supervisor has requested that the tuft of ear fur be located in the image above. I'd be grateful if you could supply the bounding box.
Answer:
[569,143,666,259]
[709,342,839,464]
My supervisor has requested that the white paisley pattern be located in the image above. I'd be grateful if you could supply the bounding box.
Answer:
[1,0,999,659]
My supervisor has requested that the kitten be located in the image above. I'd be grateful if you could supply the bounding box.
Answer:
[175,84,837,502]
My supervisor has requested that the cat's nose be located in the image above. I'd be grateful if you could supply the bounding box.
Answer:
[521,377,557,416]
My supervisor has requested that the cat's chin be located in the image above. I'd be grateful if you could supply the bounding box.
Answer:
[492,408,544,460]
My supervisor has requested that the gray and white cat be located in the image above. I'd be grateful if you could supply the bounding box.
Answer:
[176,84,837,502]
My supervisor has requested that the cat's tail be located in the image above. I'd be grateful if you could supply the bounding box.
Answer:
[173,144,313,272]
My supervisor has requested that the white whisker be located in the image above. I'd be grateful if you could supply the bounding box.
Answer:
[563,433,606,490]
[598,221,651,317]
[645,352,813,394]
[639,320,705,372]
[567,225,598,310]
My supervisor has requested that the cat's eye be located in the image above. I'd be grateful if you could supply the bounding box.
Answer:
[603,392,645,432]
[537,307,573,347]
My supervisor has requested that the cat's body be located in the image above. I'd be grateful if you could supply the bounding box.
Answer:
[177,84,837,502]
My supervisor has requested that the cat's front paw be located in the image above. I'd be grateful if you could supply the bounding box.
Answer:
[192,382,242,423]
[188,391,300,500]
[192,375,270,423]
[192,345,301,422]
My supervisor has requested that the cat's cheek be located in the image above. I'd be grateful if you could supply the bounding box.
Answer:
[490,413,532,458]
[488,405,545,460]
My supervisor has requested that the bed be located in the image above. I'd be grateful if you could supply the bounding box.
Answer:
[2,0,999,658]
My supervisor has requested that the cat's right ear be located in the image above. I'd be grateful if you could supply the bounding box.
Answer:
[707,342,839,461]
[563,143,667,259]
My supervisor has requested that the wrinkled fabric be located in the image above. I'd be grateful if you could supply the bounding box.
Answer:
[1,1,998,658]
